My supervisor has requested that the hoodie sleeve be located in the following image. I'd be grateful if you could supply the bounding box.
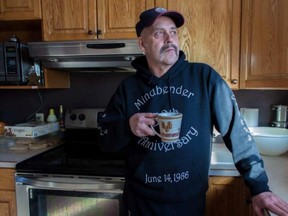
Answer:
[97,84,134,152]
[210,75,270,197]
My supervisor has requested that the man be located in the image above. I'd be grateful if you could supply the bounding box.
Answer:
[97,7,288,216]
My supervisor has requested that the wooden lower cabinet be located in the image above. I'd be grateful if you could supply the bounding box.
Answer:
[206,176,254,216]
[0,191,17,216]
[0,168,17,216]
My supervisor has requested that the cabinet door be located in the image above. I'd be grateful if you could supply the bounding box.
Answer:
[42,0,155,41]
[206,177,253,216]
[240,0,288,89]
[0,0,41,20]
[97,0,155,39]
[0,168,15,190]
[42,0,97,41]
[0,169,16,216]
[160,0,241,89]
[0,191,17,216]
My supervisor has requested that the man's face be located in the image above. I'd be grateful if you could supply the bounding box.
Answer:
[138,16,180,68]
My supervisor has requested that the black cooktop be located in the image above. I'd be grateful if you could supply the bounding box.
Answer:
[15,129,126,177]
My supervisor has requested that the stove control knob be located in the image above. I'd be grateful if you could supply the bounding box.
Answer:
[78,113,86,121]
[70,113,77,121]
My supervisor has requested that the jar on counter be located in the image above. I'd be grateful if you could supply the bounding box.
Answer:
[271,105,288,128]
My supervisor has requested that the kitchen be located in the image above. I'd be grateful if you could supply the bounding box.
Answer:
[0,0,288,216]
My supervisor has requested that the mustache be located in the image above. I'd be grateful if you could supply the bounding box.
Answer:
[160,44,178,54]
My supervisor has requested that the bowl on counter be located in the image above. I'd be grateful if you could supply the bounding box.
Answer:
[249,127,288,156]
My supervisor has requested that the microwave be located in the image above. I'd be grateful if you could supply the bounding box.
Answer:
[0,41,34,85]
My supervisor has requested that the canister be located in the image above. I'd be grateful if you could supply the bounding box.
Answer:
[272,105,288,122]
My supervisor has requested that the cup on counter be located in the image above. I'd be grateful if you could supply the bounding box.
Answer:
[240,108,259,127]
[150,112,182,143]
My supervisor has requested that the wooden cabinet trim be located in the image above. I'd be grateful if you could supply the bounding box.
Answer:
[43,69,70,89]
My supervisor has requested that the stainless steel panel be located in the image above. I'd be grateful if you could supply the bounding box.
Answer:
[27,39,143,71]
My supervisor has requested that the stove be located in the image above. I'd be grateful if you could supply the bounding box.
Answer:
[15,142,126,177]
[15,108,126,216]
[15,108,126,177]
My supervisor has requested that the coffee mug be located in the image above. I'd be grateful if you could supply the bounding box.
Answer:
[150,112,182,143]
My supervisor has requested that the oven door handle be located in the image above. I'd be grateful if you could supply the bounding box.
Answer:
[16,176,124,191]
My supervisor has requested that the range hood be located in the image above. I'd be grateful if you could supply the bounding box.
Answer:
[28,39,143,72]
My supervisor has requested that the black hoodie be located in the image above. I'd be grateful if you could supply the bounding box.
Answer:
[97,51,269,211]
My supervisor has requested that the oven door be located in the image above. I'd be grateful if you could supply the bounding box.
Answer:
[15,173,125,216]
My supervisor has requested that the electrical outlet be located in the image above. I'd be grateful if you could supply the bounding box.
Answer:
[36,113,45,123]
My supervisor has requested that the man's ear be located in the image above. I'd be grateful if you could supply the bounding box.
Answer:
[138,37,146,53]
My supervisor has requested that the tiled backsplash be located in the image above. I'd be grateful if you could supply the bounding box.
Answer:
[0,73,287,126]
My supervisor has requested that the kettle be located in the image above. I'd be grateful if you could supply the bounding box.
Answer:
[271,105,288,128]
[8,35,20,43]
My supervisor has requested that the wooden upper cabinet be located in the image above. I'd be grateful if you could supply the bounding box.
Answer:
[42,0,97,41]
[97,0,154,39]
[160,0,241,89]
[0,0,41,20]
[42,0,155,41]
[240,0,288,89]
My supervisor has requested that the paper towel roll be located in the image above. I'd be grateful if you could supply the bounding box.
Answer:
[240,108,259,127]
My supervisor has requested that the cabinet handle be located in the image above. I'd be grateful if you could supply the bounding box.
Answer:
[96,29,102,35]
[88,30,94,35]
[231,79,238,84]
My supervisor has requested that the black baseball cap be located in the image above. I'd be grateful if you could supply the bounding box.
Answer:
[135,7,184,37]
